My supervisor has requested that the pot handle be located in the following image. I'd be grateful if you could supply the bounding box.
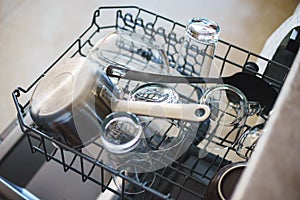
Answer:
[247,101,262,116]
[112,100,211,122]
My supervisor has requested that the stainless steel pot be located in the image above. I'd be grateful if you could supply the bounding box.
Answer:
[30,57,111,149]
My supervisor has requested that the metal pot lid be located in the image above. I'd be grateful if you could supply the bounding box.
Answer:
[30,57,99,125]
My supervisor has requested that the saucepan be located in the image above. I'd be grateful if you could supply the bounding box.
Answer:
[29,57,210,149]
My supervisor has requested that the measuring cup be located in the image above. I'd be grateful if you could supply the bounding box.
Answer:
[197,84,261,156]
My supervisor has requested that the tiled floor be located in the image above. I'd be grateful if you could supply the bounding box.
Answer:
[0,0,298,133]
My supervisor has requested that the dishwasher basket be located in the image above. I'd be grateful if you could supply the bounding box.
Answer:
[12,6,290,200]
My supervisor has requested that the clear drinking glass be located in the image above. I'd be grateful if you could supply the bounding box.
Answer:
[198,84,261,156]
[100,112,153,170]
[100,112,155,194]
[176,18,220,88]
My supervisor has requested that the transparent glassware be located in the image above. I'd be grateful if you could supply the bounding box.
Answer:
[99,110,198,194]
[198,84,261,156]
[130,83,179,104]
[129,83,179,139]
[128,82,195,156]
[87,29,173,110]
[236,123,265,160]
[176,18,220,88]
[88,29,169,75]
[100,112,152,170]
[100,112,155,194]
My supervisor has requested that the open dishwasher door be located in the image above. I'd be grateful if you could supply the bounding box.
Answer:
[0,119,103,200]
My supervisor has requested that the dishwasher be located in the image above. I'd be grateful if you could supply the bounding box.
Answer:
[0,6,298,200]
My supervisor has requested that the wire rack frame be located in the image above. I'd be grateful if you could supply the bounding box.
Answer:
[12,6,289,200]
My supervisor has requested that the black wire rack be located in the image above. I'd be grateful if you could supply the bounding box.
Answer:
[12,6,290,200]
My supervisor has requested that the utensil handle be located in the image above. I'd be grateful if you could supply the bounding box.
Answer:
[106,65,222,84]
[112,100,211,122]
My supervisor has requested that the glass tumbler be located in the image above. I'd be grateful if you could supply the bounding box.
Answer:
[100,112,155,194]
[176,18,220,88]
[198,84,261,156]
[236,123,265,160]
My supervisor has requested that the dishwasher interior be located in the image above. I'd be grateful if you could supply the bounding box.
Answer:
[1,6,296,200]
